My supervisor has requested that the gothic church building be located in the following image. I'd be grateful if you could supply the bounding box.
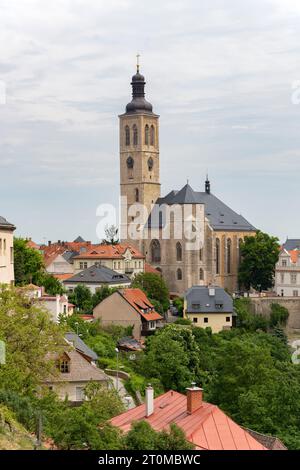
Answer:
[119,66,256,295]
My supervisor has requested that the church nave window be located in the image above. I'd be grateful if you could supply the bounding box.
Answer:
[133,124,138,145]
[227,239,232,274]
[135,188,139,202]
[125,126,130,146]
[150,239,161,263]
[145,124,149,145]
[199,268,204,281]
[176,242,182,261]
[177,268,183,281]
[216,238,220,275]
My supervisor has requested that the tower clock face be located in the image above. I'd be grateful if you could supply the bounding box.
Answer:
[148,157,154,171]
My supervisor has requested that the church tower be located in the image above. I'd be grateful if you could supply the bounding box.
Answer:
[119,62,160,241]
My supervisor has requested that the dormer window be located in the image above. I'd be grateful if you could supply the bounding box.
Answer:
[192,303,200,310]
[57,358,70,373]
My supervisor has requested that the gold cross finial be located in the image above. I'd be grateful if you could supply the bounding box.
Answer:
[136,53,140,73]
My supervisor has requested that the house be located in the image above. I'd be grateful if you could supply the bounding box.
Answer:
[45,336,109,402]
[18,283,43,299]
[41,237,93,275]
[65,332,98,365]
[72,243,145,278]
[63,265,131,294]
[0,216,16,286]
[93,288,163,339]
[110,385,268,450]
[184,286,235,333]
[275,248,300,297]
[38,294,74,322]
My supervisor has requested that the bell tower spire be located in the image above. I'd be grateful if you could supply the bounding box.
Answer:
[119,63,161,242]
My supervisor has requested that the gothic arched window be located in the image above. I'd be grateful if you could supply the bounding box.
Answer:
[145,124,149,145]
[200,268,204,281]
[133,125,138,145]
[135,188,139,203]
[238,238,243,266]
[177,268,182,280]
[216,238,220,275]
[176,242,182,261]
[151,239,161,263]
[148,157,154,171]
[125,126,130,146]
[227,239,232,274]
[199,248,203,261]
[150,125,155,146]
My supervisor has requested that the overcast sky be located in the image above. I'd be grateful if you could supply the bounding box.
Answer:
[0,0,299,243]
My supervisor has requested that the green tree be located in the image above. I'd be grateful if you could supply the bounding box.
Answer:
[238,231,280,291]
[35,272,64,295]
[69,284,93,313]
[124,421,194,450]
[132,273,169,312]
[173,297,184,316]
[14,238,44,285]
[0,286,65,395]
[270,303,289,327]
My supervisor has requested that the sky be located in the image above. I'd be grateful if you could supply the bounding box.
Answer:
[0,0,300,244]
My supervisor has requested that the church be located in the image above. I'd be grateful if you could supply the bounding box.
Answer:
[119,64,256,295]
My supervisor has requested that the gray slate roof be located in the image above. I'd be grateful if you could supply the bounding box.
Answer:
[65,332,98,361]
[63,264,130,285]
[185,286,233,313]
[0,216,16,230]
[62,250,79,263]
[283,239,300,250]
[74,236,86,243]
[149,183,256,232]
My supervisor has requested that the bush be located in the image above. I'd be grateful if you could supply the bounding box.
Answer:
[270,303,289,327]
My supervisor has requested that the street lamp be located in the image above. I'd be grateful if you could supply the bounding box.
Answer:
[74,321,79,336]
[115,347,119,392]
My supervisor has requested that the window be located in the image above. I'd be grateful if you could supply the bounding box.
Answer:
[193,317,198,323]
[148,157,154,171]
[145,124,149,145]
[291,273,297,284]
[150,125,155,146]
[63,305,67,314]
[216,303,223,309]
[3,239,6,254]
[150,239,161,263]
[76,387,85,401]
[0,239,2,255]
[10,247,14,264]
[227,239,232,274]
[226,317,231,322]
[199,248,203,261]
[282,259,287,267]
[133,125,138,145]
[238,238,243,266]
[176,242,182,261]
[149,321,156,330]
[126,156,134,169]
[192,303,200,309]
[293,290,299,297]
[216,239,220,274]
[84,262,88,269]
[177,268,182,280]
[281,273,284,284]
[80,262,84,270]
[135,188,139,202]
[204,317,208,323]
[57,359,70,373]
[125,125,130,146]
[199,268,204,281]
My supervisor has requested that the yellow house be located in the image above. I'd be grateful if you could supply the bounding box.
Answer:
[184,286,235,333]
[0,216,16,286]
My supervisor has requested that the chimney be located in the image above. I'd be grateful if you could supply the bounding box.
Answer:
[48,240,51,246]
[145,384,154,417]
[186,383,203,414]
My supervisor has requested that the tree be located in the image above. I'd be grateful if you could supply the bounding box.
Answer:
[270,303,289,327]
[102,225,119,245]
[35,272,64,296]
[132,273,169,312]
[0,286,66,395]
[172,297,184,316]
[14,238,44,285]
[124,421,193,450]
[238,231,280,292]
[68,285,93,313]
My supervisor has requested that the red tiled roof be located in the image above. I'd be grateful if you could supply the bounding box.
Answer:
[110,390,266,450]
[119,288,162,322]
[288,250,299,264]
[53,273,74,281]
[145,263,161,274]
[73,244,144,260]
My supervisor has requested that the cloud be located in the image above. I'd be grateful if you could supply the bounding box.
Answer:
[0,0,299,242]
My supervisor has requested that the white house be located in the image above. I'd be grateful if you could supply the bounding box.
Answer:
[275,248,300,297]
[38,294,74,322]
